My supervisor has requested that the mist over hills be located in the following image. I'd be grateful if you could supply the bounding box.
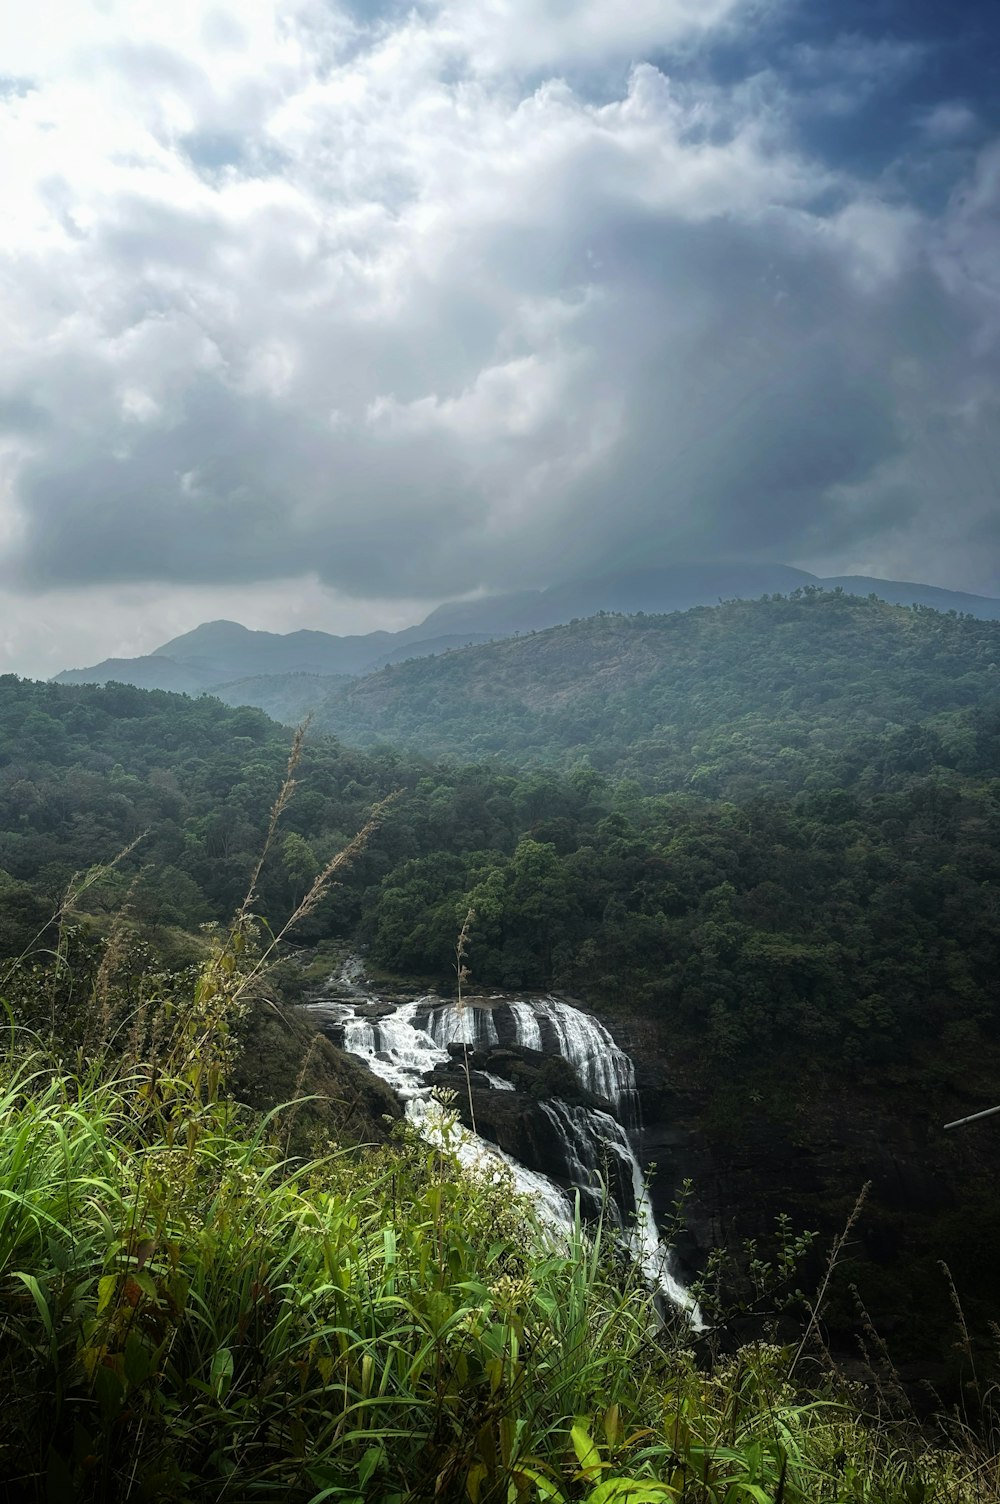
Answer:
[52,565,1000,710]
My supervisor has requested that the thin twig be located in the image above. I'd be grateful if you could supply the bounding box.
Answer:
[0,830,148,993]
[789,1182,870,1378]
[236,717,311,924]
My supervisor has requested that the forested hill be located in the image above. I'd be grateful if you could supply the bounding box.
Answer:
[3,658,1000,1353]
[310,590,1000,796]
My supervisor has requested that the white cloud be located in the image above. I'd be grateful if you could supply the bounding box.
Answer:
[920,101,978,143]
[435,0,749,74]
[0,0,998,676]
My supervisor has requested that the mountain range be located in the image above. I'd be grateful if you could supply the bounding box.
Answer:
[53,562,1000,717]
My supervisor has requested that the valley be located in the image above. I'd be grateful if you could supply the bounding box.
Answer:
[7,2,999,1491]
[3,587,1000,1496]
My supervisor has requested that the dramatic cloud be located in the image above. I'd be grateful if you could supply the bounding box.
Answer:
[0,0,997,672]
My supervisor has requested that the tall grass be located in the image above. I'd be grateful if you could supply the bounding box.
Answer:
[0,1022,654,1500]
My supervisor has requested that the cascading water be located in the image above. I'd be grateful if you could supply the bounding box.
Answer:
[319,995,574,1229]
[307,963,700,1325]
[515,1000,640,1128]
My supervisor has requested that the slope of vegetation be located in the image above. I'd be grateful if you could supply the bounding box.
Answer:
[0,675,400,952]
[312,590,1000,796]
[211,671,354,723]
[5,656,999,1089]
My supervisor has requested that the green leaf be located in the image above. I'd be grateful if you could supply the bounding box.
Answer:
[601,1403,622,1450]
[511,1466,565,1502]
[132,1269,159,1302]
[722,1485,773,1504]
[358,1446,382,1488]
[97,1273,118,1314]
[210,1347,234,1401]
[14,1272,52,1336]
[571,1421,602,1477]
[124,1332,153,1387]
[94,1361,126,1419]
[586,1482,677,1504]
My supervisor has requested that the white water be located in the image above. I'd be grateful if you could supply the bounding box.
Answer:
[418,1101,575,1232]
[479,1072,516,1091]
[417,1000,499,1051]
[310,994,573,1231]
[506,1001,543,1052]
[309,969,699,1324]
[516,999,640,1126]
[538,1100,698,1319]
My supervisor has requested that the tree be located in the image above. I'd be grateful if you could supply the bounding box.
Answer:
[282,833,319,906]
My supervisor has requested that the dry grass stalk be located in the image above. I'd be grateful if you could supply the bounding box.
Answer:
[455,906,477,1135]
[88,866,148,1054]
[281,1031,325,1154]
[236,717,311,925]
[0,830,148,995]
[789,1181,870,1378]
[175,751,400,1079]
[268,793,398,946]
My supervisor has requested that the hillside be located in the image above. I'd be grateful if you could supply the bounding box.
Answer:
[53,655,222,695]
[210,671,354,722]
[313,589,1000,796]
[4,974,980,1502]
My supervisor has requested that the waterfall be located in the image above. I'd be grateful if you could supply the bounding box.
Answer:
[415,1001,499,1050]
[313,996,574,1232]
[538,1100,637,1221]
[520,998,640,1127]
[308,974,700,1326]
[506,1001,543,1052]
[478,1072,516,1091]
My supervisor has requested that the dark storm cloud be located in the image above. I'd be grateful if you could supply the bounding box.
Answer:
[10,373,482,592]
[1,0,999,619]
[0,394,49,436]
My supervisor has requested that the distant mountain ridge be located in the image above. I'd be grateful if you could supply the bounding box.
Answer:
[53,564,1000,710]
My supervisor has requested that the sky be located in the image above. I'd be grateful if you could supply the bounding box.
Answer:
[1,0,998,677]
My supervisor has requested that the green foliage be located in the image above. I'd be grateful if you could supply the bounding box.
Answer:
[311,591,1000,796]
[365,780,1000,1076]
[0,968,987,1503]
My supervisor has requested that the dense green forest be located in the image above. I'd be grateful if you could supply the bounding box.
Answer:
[307,590,1000,796]
[4,591,999,1080]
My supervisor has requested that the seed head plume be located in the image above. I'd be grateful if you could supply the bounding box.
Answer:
[237,716,311,923]
[455,906,477,1134]
[270,792,402,943]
